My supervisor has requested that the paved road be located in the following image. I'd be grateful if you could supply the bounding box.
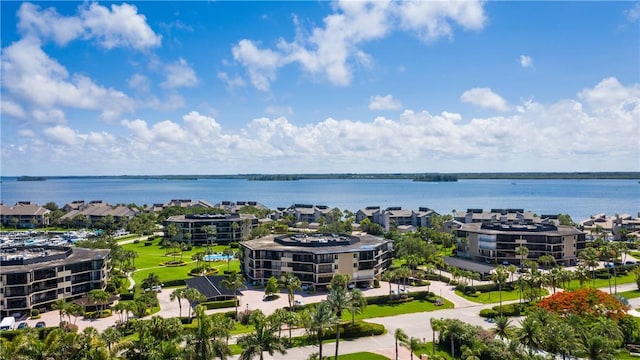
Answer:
[22,274,640,359]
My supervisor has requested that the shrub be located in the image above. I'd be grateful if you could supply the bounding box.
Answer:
[144,242,153,247]
[133,239,140,244]
[323,321,385,340]
[479,308,498,318]
[120,292,134,301]
[30,308,40,318]
[229,242,240,249]
[373,279,380,288]
[491,304,521,317]
[201,299,239,310]
[388,297,414,304]
[162,279,186,288]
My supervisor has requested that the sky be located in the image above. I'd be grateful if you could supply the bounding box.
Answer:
[1,1,639,176]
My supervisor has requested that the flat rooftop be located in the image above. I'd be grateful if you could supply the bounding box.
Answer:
[242,233,391,254]
[0,246,109,273]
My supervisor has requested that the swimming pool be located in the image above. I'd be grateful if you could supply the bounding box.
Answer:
[203,253,234,262]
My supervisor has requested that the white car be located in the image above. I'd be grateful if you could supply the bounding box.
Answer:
[294,299,304,306]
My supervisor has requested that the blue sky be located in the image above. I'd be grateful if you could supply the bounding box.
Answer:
[1,1,639,176]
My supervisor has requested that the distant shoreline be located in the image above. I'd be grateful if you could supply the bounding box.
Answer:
[2,172,639,181]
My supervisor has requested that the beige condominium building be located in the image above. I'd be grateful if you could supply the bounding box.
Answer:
[240,233,393,290]
[456,222,586,266]
[0,245,110,318]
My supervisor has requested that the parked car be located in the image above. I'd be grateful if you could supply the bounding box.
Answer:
[16,322,28,330]
[294,299,304,306]
[626,261,637,265]
[35,321,46,328]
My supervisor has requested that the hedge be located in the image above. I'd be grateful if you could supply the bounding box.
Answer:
[201,299,239,310]
[120,292,134,301]
[322,320,385,339]
[424,273,451,283]
[162,279,186,287]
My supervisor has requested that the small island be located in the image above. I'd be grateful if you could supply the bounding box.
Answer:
[247,175,301,181]
[16,176,47,181]
[413,174,458,182]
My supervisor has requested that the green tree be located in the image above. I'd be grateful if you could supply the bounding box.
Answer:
[493,316,514,340]
[88,289,110,314]
[302,302,337,360]
[170,287,186,319]
[52,298,71,328]
[237,310,286,360]
[223,248,236,272]
[142,272,162,290]
[394,328,409,360]
[515,246,529,271]
[279,272,302,310]
[347,288,367,325]
[264,276,280,299]
[326,285,352,360]
[492,265,509,316]
[202,225,217,246]
[221,272,247,319]
[183,288,206,320]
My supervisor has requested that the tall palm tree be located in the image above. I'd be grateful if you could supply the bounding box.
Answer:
[579,247,600,287]
[278,272,301,310]
[52,298,70,327]
[404,337,422,360]
[221,272,247,319]
[394,328,409,360]
[382,269,396,295]
[183,287,206,321]
[492,265,509,316]
[515,246,529,271]
[101,326,122,354]
[517,316,542,356]
[347,288,367,325]
[88,289,110,315]
[202,225,217,247]
[326,285,352,360]
[170,287,185,319]
[493,316,514,340]
[187,305,231,360]
[303,302,337,360]
[237,310,286,360]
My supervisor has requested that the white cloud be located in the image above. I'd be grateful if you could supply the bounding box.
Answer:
[4,77,637,175]
[265,105,294,117]
[394,0,486,41]
[1,38,134,121]
[232,39,283,91]
[43,125,80,146]
[79,2,161,50]
[625,2,640,21]
[460,87,510,112]
[32,108,66,124]
[218,72,246,89]
[16,2,161,50]
[369,94,403,110]
[578,77,640,107]
[128,74,150,92]
[161,58,198,89]
[520,55,533,68]
[1,100,27,118]
[233,0,486,90]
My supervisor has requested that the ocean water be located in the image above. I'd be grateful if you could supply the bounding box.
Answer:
[1,178,638,222]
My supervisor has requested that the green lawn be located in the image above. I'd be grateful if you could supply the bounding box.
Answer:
[338,352,390,360]
[562,272,636,290]
[412,342,452,360]
[122,242,240,285]
[618,289,640,299]
[455,288,548,304]
[343,298,454,321]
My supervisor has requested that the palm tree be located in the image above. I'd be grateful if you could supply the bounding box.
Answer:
[492,265,509,316]
[515,246,529,271]
[52,298,70,327]
[142,272,162,290]
[382,269,396,295]
[574,265,590,288]
[87,289,110,315]
[231,221,240,241]
[278,272,301,310]
[394,328,409,360]
[579,247,600,287]
[430,317,444,356]
[493,316,513,340]
[517,316,542,356]
[187,305,231,360]
[404,337,422,360]
[183,287,206,321]
[347,288,367,325]
[326,285,352,360]
[237,310,286,360]
[223,248,236,272]
[440,319,466,359]
[221,272,247,319]
[202,225,217,247]
[303,302,337,360]
[101,326,122,354]
[170,288,186,319]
